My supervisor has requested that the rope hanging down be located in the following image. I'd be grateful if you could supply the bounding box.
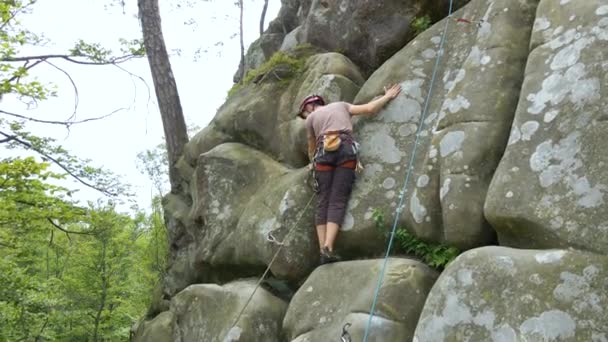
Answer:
[362,1,455,341]
[227,193,316,333]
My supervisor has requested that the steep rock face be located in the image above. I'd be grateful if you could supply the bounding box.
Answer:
[141,0,608,340]
[342,0,538,252]
[414,247,608,341]
[187,52,364,168]
[177,143,318,285]
[485,0,608,254]
[283,258,438,342]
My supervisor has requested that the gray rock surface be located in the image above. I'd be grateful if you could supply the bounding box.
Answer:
[485,0,608,255]
[283,258,438,342]
[415,246,608,341]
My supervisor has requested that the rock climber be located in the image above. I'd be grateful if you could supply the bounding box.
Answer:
[297,84,402,264]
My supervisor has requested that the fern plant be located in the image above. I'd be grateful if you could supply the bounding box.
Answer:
[372,208,460,270]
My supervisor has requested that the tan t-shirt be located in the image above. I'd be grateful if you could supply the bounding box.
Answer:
[305,102,352,138]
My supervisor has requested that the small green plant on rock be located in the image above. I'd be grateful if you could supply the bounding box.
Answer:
[411,15,432,36]
[372,208,460,270]
[227,51,306,98]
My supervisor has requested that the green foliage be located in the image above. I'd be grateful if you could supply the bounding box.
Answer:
[372,208,460,270]
[411,15,432,36]
[0,157,165,340]
[227,50,306,97]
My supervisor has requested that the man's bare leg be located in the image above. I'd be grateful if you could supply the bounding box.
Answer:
[324,221,340,252]
[316,224,326,252]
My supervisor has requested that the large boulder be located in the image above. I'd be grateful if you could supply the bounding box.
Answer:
[296,0,470,75]
[485,0,608,254]
[132,311,175,342]
[414,246,608,341]
[283,258,438,341]
[171,280,287,342]
[186,52,363,168]
[187,142,318,283]
[337,0,538,254]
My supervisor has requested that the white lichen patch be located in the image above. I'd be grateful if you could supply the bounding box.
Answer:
[519,310,575,340]
[279,191,296,216]
[534,250,566,264]
[506,191,514,198]
[521,121,540,141]
[223,326,242,342]
[431,36,442,44]
[422,49,437,59]
[529,132,606,208]
[553,266,603,314]
[361,124,403,164]
[440,131,466,157]
[548,28,576,50]
[492,325,517,342]
[507,126,521,145]
[399,123,417,137]
[456,268,473,286]
[527,63,600,115]
[384,98,421,123]
[428,145,438,158]
[551,36,595,71]
[597,5,608,16]
[440,178,452,201]
[417,175,430,188]
[544,109,559,123]
[444,68,466,93]
[402,78,425,102]
[409,190,426,224]
[533,17,551,32]
[382,177,396,189]
[443,95,471,114]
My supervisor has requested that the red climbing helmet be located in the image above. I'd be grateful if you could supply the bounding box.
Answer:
[298,94,325,116]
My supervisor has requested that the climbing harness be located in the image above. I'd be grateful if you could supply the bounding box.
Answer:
[362,1,455,341]
[227,194,316,334]
[340,322,352,342]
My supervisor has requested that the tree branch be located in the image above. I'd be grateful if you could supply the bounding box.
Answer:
[0,130,118,196]
[44,60,79,120]
[0,108,127,127]
[47,218,95,240]
[6,60,44,84]
[1,53,139,65]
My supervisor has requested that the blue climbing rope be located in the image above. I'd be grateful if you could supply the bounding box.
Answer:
[362,1,455,340]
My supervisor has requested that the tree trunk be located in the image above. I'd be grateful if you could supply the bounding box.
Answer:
[238,0,245,83]
[92,242,108,342]
[260,0,269,36]
[138,0,189,193]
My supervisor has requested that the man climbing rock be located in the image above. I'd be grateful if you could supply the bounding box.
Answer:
[298,84,402,264]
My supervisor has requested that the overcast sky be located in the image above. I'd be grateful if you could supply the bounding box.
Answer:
[4,0,280,211]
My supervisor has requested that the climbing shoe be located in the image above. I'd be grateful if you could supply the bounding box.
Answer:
[320,247,341,265]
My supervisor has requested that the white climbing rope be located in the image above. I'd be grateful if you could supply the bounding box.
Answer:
[227,193,316,333]
[362,1,455,341]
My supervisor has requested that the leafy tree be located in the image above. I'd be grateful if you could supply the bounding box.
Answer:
[0,0,144,196]
[0,156,163,340]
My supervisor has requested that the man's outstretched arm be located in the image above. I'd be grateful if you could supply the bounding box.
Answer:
[349,84,402,116]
